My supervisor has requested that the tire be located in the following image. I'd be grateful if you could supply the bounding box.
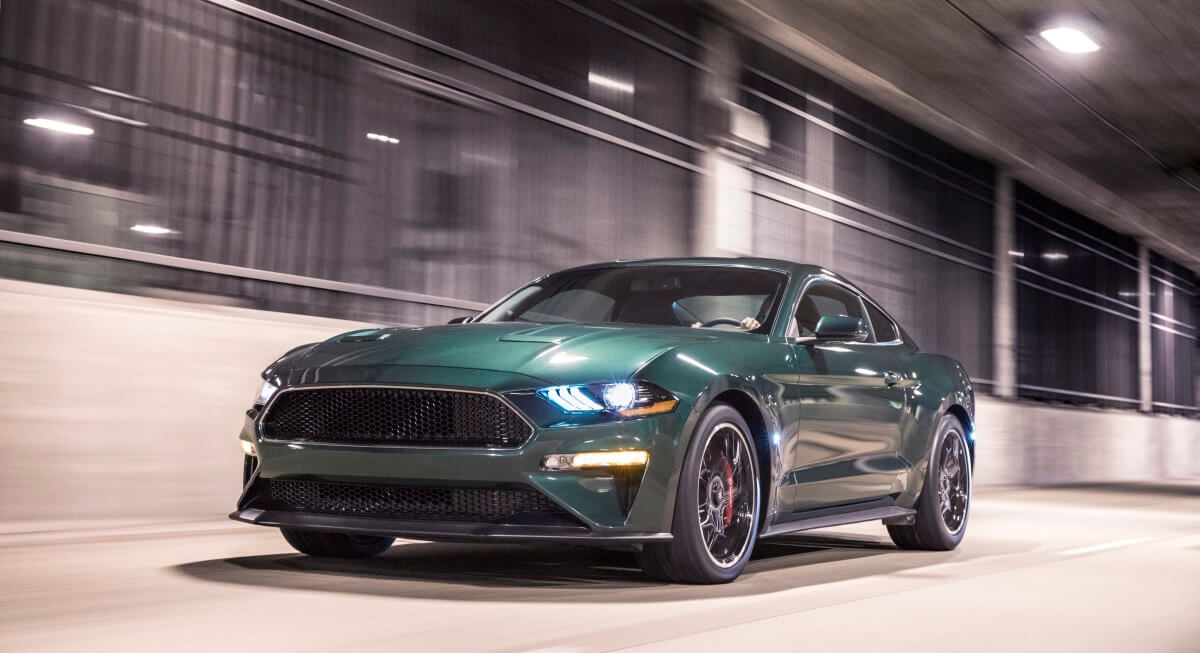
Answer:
[888,414,971,551]
[638,403,761,584]
[280,528,395,558]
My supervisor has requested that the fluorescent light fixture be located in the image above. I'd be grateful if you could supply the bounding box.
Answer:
[1039,27,1100,53]
[1042,252,1068,260]
[1008,250,1025,258]
[588,72,634,94]
[82,107,148,128]
[89,85,148,102]
[130,224,174,235]
[23,117,93,135]
[542,450,648,470]
[366,132,399,144]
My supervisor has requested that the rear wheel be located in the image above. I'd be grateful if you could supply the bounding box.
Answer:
[280,528,395,558]
[638,403,761,584]
[888,414,971,550]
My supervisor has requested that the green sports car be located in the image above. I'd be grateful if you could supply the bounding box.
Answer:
[232,257,975,583]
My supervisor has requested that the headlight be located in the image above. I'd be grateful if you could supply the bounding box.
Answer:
[254,379,279,407]
[538,381,677,417]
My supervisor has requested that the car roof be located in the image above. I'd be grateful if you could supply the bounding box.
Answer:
[559,257,839,282]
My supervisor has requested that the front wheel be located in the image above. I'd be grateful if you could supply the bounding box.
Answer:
[280,528,395,558]
[638,403,761,583]
[888,414,971,550]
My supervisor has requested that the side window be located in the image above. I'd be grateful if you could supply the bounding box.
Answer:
[865,302,898,343]
[794,283,866,336]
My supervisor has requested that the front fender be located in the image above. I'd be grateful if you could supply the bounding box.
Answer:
[635,342,787,531]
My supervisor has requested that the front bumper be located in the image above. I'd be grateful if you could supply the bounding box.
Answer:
[233,384,691,540]
[229,507,671,544]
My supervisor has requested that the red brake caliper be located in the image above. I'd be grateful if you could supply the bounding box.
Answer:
[720,458,735,527]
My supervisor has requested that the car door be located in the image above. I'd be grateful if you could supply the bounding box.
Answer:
[776,279,908,515]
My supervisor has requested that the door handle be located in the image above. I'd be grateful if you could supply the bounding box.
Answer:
[883,371,902,387]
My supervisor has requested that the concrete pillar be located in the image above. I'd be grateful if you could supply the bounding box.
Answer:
[992,170,1017,398]
[1138,243,1153,412]
[692,18,767,258]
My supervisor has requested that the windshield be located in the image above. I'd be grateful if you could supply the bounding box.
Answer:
[476,265,788,333]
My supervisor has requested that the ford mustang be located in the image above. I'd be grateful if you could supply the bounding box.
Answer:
[232,258,975,583]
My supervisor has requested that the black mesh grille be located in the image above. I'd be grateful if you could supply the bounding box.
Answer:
[261,387,532,448]
[264,479,571,523]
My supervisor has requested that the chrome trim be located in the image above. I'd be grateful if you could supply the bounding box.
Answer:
[255,383,538,450]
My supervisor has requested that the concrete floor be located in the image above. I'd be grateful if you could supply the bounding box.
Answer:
[2,484,1199,653]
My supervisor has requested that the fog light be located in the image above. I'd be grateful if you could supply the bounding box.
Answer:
[542,450,648,470]
[240,440,258,457]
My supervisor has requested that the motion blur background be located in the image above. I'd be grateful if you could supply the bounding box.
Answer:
[3,2,1200,651]
[0,0,1197,521]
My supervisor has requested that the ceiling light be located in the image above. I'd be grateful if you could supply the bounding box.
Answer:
[366,132,398,144]
[1042,252,1068,260]
[1039,27,1100,53]
[23,117,93,135]
[1008,250,1025,257]
[588,72,634,94]
[131,224,174,235]
[81,107,148,127]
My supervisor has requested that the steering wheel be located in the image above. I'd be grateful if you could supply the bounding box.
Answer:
[700,317,744,328]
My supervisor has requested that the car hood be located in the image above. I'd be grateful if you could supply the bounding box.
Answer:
[282,322,729,386]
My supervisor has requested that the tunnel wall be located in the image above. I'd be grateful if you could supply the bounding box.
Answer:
[1,278,1195,525]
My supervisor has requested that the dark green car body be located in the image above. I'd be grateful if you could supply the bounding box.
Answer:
[232,258,975,547]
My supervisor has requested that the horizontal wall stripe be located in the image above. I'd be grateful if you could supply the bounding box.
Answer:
[1015,211,1141,274]
[1151,273,1197,297]
[203,0,704,174]
[1015,263,1138,312]
[1152,400,1198,411]
[1014,198,1139,265]
[1017,278,1137,322]
[1017,383,1139,404]
[0,229,490,312]
[306,0,705,151]
[744,65,995,198]
[752,165,993,258]
[742,85,996,210]
[554,0,709,70]
[752,188,993,273]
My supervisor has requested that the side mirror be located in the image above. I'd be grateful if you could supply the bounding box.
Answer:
[447,316,471,324]
[809,315,869,343]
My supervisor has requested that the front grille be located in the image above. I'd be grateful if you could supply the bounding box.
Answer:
[263,479,573,524]
[261,386,532,448]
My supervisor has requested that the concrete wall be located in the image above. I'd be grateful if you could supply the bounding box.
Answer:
[973,397,1200,486]
[0,279,1196,526]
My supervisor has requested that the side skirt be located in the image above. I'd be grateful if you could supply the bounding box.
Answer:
[759,505,916,539]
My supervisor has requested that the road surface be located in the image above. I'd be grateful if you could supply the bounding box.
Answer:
[2,483,1198,652]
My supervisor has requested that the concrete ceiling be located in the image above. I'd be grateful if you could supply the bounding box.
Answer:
[720,0,1200,271]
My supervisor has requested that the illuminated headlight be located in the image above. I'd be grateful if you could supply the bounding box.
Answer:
[240,439,258,457]
[542,450,648,470]
[255,380,279,407]
[537,381,677,417]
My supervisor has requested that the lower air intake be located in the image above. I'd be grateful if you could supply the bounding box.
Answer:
[263,479,575,524]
